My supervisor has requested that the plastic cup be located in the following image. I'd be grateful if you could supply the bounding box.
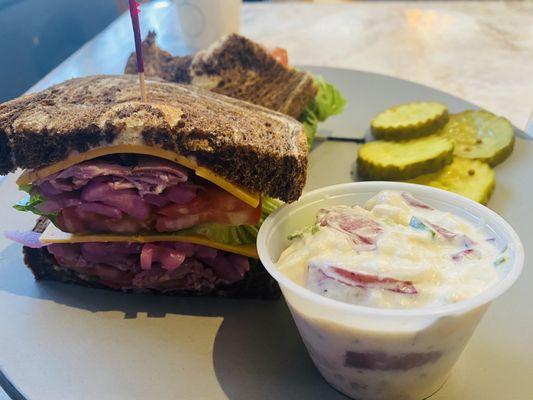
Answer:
[173,0,241,52]
[257,182,524,400]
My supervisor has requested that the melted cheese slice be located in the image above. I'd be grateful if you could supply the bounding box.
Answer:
[16,144,260,208]
[41,223,259,259]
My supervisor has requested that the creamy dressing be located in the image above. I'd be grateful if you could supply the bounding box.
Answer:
[277,190,503,309]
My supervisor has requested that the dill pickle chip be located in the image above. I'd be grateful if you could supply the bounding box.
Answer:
[407,157,495,205]
[439,110,514,167]
[371,101,449,140]
[357,136,453,180]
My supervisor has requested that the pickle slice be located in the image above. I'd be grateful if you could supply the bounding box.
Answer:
[357,136,453,180]
[371,102,449,140]
[439,110,514,167]
[407,157,495,205]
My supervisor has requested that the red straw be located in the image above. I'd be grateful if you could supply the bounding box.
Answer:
[128,0,147,101]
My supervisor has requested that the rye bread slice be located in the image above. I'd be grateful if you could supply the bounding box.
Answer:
[124,31,192,82]
[23,218,280,299]
[0,74,307,202]
[125,33,317,119]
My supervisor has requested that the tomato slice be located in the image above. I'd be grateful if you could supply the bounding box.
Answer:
[156,183,261,231]
[270,47,289,67]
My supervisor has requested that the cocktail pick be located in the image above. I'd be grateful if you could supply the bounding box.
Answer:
[128,0,147,102]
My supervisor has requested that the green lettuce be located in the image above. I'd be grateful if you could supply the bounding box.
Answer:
[187,224,258,245]
[288,224,319,240]
[299,75,347,148]
[13,185,58,221]
[13,191,47,216]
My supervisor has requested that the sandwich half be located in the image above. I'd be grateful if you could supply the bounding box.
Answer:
[125,32,346,148]
[1,74,307,298]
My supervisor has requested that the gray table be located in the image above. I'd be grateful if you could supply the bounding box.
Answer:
[2,2,531,400]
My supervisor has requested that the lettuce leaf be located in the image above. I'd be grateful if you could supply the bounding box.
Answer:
[299,108,319,150]
[13,185,57,220]
[260,196,284,222]
[309,75,347,122]
[13,192,46,215]
[185,197,284,245]
[299,75,346,148]
[186,223,258,245]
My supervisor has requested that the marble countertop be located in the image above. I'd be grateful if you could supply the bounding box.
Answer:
[31,0,533,130]
[4,3,530,399]
[245,1,533,130]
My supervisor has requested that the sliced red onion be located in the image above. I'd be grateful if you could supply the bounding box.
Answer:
[143,194,171,208]
[80,181,117,202]
[159,249,187,271]
[425,221,457,239]
[103,192,151,220]
[76,203,123,219]
[165,185,197,204]
[4,230,46,248]
[140,244,155,270]
[36,193,83,213]
[451,248,478,262]
[322,266,418,295]
[81,182,151,220]
[38,181,63,197]
[318,208,382,250]
[36,199,63,213]
[140,243,186,271]
[401,193,433,210]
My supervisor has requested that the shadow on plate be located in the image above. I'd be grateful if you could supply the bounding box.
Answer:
[0,243,347,399]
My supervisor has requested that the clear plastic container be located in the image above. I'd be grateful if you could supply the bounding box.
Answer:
[257,182,524,400]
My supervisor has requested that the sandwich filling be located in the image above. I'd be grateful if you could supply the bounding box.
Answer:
[47,241,249,292]
[21,155,262,235]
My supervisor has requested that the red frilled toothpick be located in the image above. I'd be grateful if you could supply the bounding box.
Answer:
[128,0,147,102]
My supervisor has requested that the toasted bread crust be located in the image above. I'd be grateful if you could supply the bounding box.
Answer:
[0,75,307,202]
[125,33,317,118]
[23,218,280,299]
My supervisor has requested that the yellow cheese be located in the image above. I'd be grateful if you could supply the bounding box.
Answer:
[16,144,260,208]
[40,223,259,259]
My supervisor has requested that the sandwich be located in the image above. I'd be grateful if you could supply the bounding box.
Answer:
[1,74,308,298]
[125,32,346,148]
